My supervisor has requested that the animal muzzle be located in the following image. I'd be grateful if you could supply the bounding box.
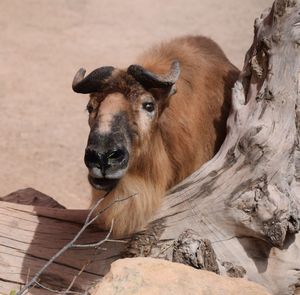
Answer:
[84,140,129,191]
[84,131,129,191]
[85,146,129,173]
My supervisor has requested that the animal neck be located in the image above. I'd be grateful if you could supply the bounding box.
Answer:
[93,172,166,236]
[131,128,173,191]
[91,129,173,237]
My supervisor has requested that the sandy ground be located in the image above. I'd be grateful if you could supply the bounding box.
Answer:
[0,0,273,209]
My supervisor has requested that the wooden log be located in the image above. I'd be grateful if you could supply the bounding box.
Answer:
[0,190,127,295]
[1,188,66,209]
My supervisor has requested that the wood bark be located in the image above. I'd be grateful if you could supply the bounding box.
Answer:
[1,1,300,294]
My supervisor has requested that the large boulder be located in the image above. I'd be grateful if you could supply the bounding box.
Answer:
[92,257,270,295]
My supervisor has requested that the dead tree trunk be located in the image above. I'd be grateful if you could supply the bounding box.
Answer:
[1,1,300,294]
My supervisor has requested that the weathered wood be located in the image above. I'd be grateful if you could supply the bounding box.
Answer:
[0,193,126,295]
[1,188,66,209]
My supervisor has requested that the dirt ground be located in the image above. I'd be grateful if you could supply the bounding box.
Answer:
[0,0,273,209]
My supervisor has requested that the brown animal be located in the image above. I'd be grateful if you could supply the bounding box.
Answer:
[72,36,239,237]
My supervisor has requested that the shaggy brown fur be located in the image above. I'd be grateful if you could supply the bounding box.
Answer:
[90,36,239,237]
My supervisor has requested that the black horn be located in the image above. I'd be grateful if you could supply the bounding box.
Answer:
[72,66,115,94]
[127,60,180,90]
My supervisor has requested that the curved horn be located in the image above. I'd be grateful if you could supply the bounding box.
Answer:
[127,60,180,90]
[72,66,115,94]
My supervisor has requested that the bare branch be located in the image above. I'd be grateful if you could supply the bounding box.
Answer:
[34,281,83,294]
[16,192,136,295]
[72,220,114,248]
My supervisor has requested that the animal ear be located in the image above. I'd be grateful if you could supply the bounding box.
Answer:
[127,60,180,100]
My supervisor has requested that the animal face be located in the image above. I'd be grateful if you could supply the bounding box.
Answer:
[84,90,159,191]
[72,62,180,191]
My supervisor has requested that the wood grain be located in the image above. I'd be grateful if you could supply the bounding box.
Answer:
[0,194,126,295]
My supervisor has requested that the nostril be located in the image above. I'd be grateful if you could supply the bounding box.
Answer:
[84,147,129,172]
[84,148,102,168]
[106,149,126,164]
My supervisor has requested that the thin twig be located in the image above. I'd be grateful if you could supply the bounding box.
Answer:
[63,260,91,295]
[72,220,114,248]
[63,221,114,294]
[63,220,114,295]
[17,192,136,295]
[16,195,105,295]
[106,239,127,243]
[34,281,83,294]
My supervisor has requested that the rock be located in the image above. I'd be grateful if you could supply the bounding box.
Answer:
[92,257,271,295]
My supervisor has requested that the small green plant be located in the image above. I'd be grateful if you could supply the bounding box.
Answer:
[9,290,16,295]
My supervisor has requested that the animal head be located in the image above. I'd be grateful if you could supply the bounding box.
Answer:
[72,61,180,191]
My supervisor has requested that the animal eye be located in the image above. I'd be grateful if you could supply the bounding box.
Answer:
[142,102,155,113]
[86,104,93,114]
